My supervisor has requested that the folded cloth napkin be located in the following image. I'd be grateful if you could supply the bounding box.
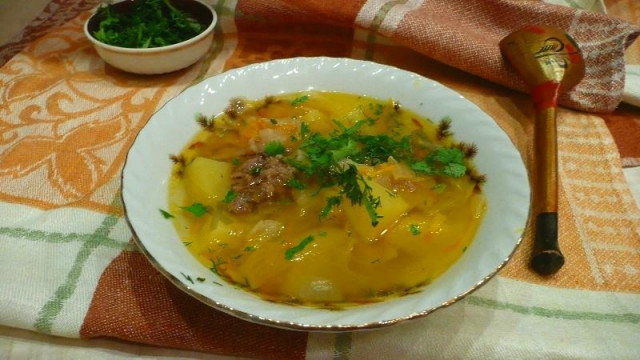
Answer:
[0,1,639,359]
[1,0,638,114]
[601,102,640,167]
[237,0,640,113]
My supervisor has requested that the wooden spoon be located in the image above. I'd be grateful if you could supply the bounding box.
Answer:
[499,26,585,275]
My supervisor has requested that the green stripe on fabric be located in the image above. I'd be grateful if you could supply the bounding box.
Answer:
[33,205,123,334]
[627,68,640,76]
[0,227,132,250]
[333,332,352,360]
[466,295,640,324]
[364,0,408,60]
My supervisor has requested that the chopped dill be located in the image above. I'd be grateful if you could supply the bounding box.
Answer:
[169,154,185,165]
[181,272,194,284]
[159,209,174,219]
[209,257,226,276]
[436,117,453,139]
[291,95,310,106]
[285,235,315,260]
[457,142,479,158]
[196,113,215,131]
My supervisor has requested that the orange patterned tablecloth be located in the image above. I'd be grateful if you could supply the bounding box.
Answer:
[0,1,639,359]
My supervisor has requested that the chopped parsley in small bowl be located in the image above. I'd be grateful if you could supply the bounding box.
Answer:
[84,0,217,74]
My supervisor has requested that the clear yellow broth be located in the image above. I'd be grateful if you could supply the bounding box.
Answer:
[168,91,486,306]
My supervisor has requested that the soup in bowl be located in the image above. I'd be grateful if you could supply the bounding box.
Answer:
[167,91,487,306]
[122,57,530,330]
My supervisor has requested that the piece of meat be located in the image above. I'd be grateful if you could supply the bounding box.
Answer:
[227,153,295,213]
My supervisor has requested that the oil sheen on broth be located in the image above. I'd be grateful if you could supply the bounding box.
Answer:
[168,91,486,306]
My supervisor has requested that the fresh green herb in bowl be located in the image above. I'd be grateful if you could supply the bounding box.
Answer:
[93,0,204,48]
[84,0,217,74]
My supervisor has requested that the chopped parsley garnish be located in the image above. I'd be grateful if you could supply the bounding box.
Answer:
[351,134,411,165]
[286,178,306,190]
[329,138,359,162]
[270,118,278,125]
[197,106,472,229]
[320,196,342,218]
[180,202,208,217]
[159,209,174,219]
[92,0,205,48]
[410,147,467,178]
[285,235,315,260]
[286,121,390,226]
[410,224,421,235]
[291,95,310,106]
[443,162,466,177]
[222,190,237,203]
[196,277,206,282]
[264,140,285,156]
[410,161,433,174]
[232,157,240,166]
[284,119,467,226]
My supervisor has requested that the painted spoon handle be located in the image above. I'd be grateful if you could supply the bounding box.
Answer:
[531,89,564,275]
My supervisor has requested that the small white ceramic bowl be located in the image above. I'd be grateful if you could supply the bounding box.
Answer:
[84,0,216,75]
